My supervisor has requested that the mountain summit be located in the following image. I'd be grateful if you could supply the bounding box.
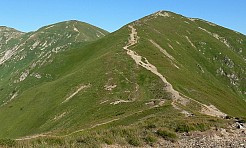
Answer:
[0,11,245,147]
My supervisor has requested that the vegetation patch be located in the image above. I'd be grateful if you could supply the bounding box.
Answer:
[156,128,177,142]
[0,139,16,147]
[145,134,157,146]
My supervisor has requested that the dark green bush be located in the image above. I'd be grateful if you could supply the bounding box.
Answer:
[102,137,113,145]
[145,135,157,144]
[194,123,208,131]
[75,136,100,148]
[0,138,16,147]
[44,137,64,146]
[156,129,177,142]
[175,124,193,133]
[146,123,157,129]
[127,136,141,146]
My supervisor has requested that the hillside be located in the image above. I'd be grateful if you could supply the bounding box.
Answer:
[0,11,245,147]
[0,20,108,106]
[132,11,246,116]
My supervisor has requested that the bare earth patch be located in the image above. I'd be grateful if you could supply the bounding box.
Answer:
[123,25,226,118]
[104,84,117,91]
[110,100,132,105]
[62,83,91,103]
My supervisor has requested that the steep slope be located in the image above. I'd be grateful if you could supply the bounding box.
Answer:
[0,26,24,64]
[0,11,245,146]
[0,24,165,138]
[0,21,108,106]
[132,11,246,116]
[0,26,24,46]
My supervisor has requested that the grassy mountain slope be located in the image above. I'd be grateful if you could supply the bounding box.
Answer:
[132,11,246,116]
[0,11,245,146]
[0,21,108,106]
[0,24,171,138]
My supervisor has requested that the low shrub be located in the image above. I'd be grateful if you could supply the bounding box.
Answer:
[156,128,177,142]
[145,123,157,129]
[75,136,100,148]
[102,137,113,145]
[194,123,208,131]
[175,123,194,133]
[127,136,141,146]
[145,135,157,145]
[44,137,64,146]
[0,138,16,147]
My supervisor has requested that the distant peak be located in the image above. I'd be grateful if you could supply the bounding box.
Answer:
[147,10,175,19]
[0,26,14,30]
[0,26,24,33]
[0,26,8,28]
[33,19,109,42]
[40,20,89,31]
[63,20,93,26]
[156,11,171,17]
[65,20,82,24]
[156,10,170,13]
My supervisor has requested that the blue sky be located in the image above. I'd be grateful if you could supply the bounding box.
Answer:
[0,0,245,34]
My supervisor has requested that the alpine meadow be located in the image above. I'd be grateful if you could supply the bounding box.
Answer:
[0,11,245,147]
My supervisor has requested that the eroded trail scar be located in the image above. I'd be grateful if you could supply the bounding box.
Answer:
[62,84,91,103]
[123,25,226,118]
[123,25,187,108]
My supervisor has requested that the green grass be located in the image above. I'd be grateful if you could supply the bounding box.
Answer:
[0,139,16,147]
[156,128,177,142]
[133,12,246,117]
[14,104,228,147]
[0,24,173,138]
[0,11,245,147]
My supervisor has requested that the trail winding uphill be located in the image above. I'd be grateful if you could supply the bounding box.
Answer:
[123,24,227,118]
[16,107,151,141]
[15,23,228,141]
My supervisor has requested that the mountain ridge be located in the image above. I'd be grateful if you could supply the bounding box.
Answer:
[0,20,109,110]
[0,10,245,147]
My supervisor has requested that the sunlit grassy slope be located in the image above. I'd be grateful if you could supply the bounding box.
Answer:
[133,11,246,116]
[0,11,245,140]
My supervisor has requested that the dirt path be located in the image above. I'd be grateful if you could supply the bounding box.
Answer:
[15,134,53,141]
[15,118,120,141]
[16,108,149,141]
[63,118,120,137]
[15,24,226,141]
[123,25,226,118]
[62,84,91,103]
[123,25,187,111]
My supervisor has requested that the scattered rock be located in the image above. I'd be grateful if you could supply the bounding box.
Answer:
[110,100,132,105]
[104,84,117,91]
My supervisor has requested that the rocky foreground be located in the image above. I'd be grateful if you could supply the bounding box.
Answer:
[161,128,245,148]
[104,122,246,148]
